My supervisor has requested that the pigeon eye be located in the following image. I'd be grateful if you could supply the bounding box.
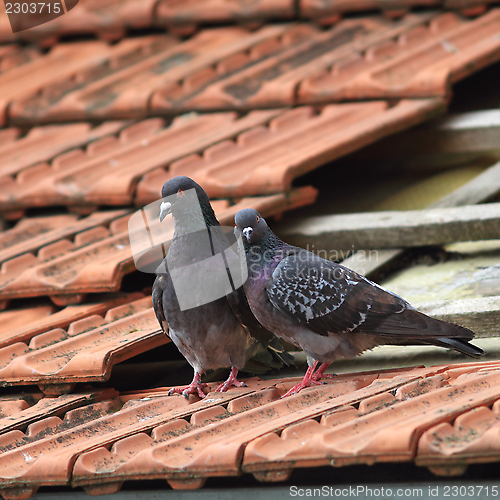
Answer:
[178,189,185,197]
[256,216,260,223]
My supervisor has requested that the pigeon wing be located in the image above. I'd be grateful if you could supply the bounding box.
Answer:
[265,250,406,336]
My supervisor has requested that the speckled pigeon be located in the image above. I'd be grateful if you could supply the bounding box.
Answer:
[152,177,292,398]
[234,208,484,397]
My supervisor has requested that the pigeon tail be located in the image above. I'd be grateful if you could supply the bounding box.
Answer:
[372,309,483,358]
[434,338,484,358]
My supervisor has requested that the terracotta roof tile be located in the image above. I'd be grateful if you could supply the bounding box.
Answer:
[299,9,500,103]
[0,122,129,181]
[300,0,498,21]
[0,362,496,496]
[161,13,431,111]
[243,369,500,475]
[0,295,167,396]
[0,44,41,73]
[0,189,316,302]
[0,1,498,493]
[0,368,427,497]
[0,0,494,46]
[0,40,151,127]
[0,292,144,349]
[2,35,179,126]
[0,0,159,44]
[156,0,295,27]
[138,99,445,200]
[154,10,500,111]
[417,400,500,475]
[9,26,290,123]
[0,389,117,434]
[0,111,284,211]
[0,210,129,264]
[4,11,496,123]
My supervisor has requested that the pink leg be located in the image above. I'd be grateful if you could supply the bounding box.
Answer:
[311,362,333,382]
[280,361,324,398]
[215,366,247,392]
[168,371,207,399]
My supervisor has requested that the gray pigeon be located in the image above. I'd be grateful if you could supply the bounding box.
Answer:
[152,177,291,398]
[234,208,483,397]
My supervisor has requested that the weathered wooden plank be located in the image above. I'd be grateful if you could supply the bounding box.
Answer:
[432,161,500,208]
[279,202,500,252]
[354,109,500,161]
[419,296,500,338]
[342,160,500,276]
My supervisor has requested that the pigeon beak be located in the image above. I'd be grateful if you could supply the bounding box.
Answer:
[159,201,172,222]
[242,227,253,242]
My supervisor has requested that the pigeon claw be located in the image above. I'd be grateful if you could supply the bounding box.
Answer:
[280,361,326,398]
[215,366,246,393]
[168,372,207,399]
[311,362,334,382]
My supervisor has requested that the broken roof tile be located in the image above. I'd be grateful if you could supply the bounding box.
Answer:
[0,188,316,302]
[0,296,167,395]
[299,9,500,103]
[139,99,445,200]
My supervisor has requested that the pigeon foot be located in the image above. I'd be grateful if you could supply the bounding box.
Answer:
[168,372,207,399]
[215,366,247,392]
[311,362,334,382]
[280,362,321,398]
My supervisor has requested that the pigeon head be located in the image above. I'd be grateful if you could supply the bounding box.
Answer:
[159,176,214,224]
[235,209,269,244]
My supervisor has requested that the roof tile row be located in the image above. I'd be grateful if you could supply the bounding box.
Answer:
[302,0,497,21]
[0,188,317,302]
[0,10,498,124]
[297,9,500,102]
[0,0,496,44]
[0,121,129,180]
[0,295,167,395]
[0,0,159,44]
[136,98,444,201]
[0,44,41,73]
[0,100,443,213]
[0,292,144,349]
[0,363,498,498]
[0,39,166,127]
[3,25,293,124]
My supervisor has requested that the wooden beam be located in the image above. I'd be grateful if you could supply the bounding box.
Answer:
[342,160,500,276]
[431,161,500,207]
[279,202,500,252]
[354,109,500,160]
[418,296,500,338]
